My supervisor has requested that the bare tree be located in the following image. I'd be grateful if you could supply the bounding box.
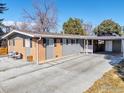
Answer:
[23,0,57,33]
[10,22,18,30]
[10,21,32,31]
[18,22,29,31]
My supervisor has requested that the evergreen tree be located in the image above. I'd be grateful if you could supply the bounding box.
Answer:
[0,3,7,26]
[63,18,86,35]
[94,19,121,36]
[0,3,7,36]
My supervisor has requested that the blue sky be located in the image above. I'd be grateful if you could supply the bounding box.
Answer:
[1,0,124,30]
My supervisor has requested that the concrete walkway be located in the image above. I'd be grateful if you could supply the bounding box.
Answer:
[0,54,115,93]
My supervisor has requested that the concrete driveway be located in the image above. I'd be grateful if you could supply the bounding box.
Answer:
[0,54,116,93]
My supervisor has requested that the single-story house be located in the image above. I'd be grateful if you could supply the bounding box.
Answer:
[2,30,124,64]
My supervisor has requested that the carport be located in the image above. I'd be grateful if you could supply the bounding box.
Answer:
[83,36,124,57]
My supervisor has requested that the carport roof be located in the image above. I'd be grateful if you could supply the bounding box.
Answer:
[82,36,124,40]
[2,30,124,40]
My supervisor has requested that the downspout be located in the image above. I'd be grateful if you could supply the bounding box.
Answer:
[36,37,41,64]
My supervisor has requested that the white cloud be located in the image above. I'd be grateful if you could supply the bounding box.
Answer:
[3,21,35,26]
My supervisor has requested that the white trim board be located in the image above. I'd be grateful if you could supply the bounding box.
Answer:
[2,30,34,39]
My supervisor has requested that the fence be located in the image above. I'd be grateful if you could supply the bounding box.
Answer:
[0,48,8,55]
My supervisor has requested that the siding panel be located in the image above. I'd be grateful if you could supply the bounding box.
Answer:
[62,39,83,56]
[46,38,54,60]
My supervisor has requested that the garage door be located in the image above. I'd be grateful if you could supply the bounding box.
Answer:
[46,38,54,60]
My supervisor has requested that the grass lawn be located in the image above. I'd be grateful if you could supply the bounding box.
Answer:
[84,69,124,93]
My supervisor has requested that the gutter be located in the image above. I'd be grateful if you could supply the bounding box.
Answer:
[36,37,41,64]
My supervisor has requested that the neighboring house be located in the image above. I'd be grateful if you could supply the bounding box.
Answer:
[2,30,124,63]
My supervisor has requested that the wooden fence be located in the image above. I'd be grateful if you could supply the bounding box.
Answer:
[0,48,8,55]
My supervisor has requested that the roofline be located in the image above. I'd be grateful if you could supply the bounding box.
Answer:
[2,30,35,39]
[40,34,83,39]
[1,30,124,40]
[39,34,124,40]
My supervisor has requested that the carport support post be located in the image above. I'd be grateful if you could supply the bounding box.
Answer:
[92,40,93,54]
[86,40,88,54]
[122,39,124,58]
[84,40,85,53]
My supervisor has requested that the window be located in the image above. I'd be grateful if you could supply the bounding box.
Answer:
[76,39,79,44]
[30,38,32,48]
[13,39,15,46]
[60,39,62,45]
[46,39,49,46]
[62,39,66,45]
[68,39,71,44]
[66,39,68,45]
[73,39,76,44]
[51,39,54,47]
[88,40,92,45]
[43,38,46,44]
[54,38,57,47]
[47,39,54,47]
[23,39,25,47]
[43,38,46,47]
[71,39,75,44]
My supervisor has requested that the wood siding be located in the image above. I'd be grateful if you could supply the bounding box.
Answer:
[0,48,8,55]
[54,39,62,58]
[8,36,38,62]
[38,39,46,63]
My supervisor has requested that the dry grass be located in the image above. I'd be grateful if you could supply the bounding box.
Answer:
[84,69,124,93]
